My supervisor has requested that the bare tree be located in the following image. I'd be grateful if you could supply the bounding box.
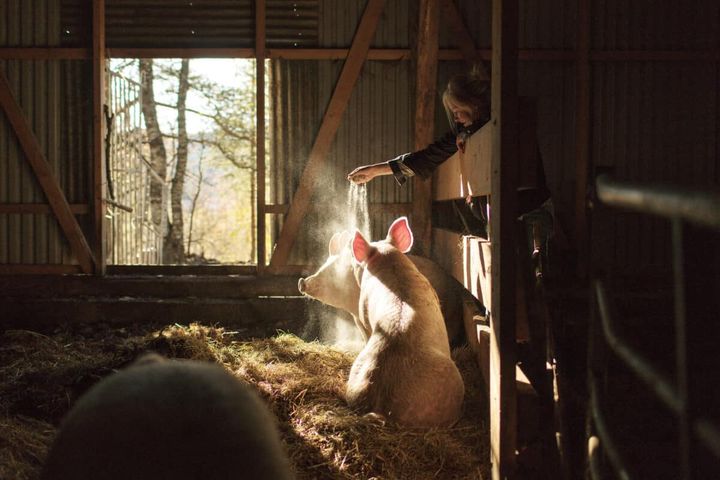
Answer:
[139,59,167,229]
[163,59,190,263]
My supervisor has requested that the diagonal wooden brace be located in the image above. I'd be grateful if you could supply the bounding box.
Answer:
[0,70,96,273]
[268,0,386,271]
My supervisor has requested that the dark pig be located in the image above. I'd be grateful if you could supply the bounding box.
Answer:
[299,217,464,427]
[41,354,294,480]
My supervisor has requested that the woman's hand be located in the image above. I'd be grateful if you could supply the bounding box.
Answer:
[347,163,390,184]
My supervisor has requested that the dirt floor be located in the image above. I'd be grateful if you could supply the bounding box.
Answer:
[0,321,490,480]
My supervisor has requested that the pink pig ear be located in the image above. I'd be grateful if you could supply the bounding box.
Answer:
[351,230,371,263]
[387,217,413,253]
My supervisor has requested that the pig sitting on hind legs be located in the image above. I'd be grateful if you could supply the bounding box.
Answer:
[298,217,464,427]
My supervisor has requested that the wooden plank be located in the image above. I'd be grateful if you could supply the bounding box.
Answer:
[256,0,267,272]
[0,297,310,337]
[441,0,489,79]
[0,265,82,275]
[93,0,106,274]
[0,72,95,273]
[575,0,590,277]
[107,48,255,58]
[435,123,493,200]
[490,0,519,477]
[0,273,303,299]
[2,47,716,63]
[413,0,440,257]
[268,0,386,271]
[0,203,89,214]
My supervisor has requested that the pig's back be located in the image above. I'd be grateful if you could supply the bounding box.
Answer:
[41,360,294,480]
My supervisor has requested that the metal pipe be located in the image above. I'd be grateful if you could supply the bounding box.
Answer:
[594,279,683,414]
[595,174,720,230]
[589,375,633,480]
[587,436,604,480]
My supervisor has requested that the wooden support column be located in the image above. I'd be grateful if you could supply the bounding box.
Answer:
[575,0,591,276]
[0,72,95,273]
[256,0,267,272]
[413,0,439,257]
[490,0,519,478]
[268,0,386,271]
[93,0,106,274]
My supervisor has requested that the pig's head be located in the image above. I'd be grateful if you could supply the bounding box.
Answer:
[351,216,414,264]
[298,230,362,318]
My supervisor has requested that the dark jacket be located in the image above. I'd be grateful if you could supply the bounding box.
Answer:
[388,118,551,216]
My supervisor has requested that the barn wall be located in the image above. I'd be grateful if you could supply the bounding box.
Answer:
[0,0,92,266]
[1,0,717,274]
[587,0,719,275]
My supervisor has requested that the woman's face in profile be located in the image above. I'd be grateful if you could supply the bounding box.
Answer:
[447,99,475,127]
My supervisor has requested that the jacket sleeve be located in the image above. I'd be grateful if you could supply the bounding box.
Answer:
[401,130,459,180]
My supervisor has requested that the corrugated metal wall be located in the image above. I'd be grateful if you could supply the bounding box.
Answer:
[589,0,720,274]
[59,0,318,48]
[0,0,92,266]
[272,0,718,274]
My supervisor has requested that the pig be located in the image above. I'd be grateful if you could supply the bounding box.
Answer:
[299,234,471,350]
[298,217,465,427]
[41,354,294,480]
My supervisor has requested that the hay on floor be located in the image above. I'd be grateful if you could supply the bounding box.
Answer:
[0,323,489,479]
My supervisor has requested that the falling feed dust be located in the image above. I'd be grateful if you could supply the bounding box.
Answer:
[348,183,370,239]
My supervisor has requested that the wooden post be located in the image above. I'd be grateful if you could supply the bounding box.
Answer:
[413,0,439,257]
[256,0,267,272]
[268,0,386,270]
[93,0,106,274]
[490,0,519,478]
[575,0,591,277]
[0,72,95,273]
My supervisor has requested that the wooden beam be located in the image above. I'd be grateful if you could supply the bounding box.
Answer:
[2,47,716,63]
[441,0,490,80]
[0,265,82,275]
[490,0,519,477]
[0,203,89,214]
[93,0,106,274]
[256,0,267,272]
[575,0,591,277]
[0,72,95,273]
[413,0,440,258]
[107,48,255,58]
[268,0,386,271]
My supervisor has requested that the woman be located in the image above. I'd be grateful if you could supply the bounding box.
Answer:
[347,68,491,190]
[347,66,554,268]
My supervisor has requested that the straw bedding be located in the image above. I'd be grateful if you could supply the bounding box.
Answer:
[0,322,489,479]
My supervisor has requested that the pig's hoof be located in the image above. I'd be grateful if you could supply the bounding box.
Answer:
[363,412,387,426]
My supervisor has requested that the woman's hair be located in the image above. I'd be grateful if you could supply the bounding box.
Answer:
[442,65,490,122]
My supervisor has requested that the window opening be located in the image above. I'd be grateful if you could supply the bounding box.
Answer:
[105,58,260,266]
